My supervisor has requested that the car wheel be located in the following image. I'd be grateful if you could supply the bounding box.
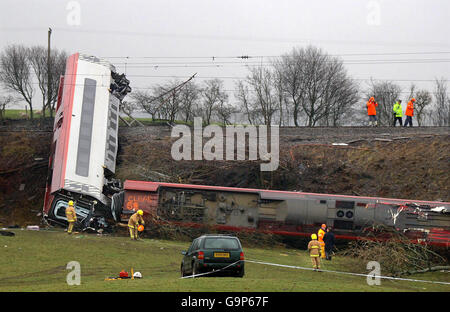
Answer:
[237,267,245,278]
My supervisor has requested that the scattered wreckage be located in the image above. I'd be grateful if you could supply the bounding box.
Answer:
[42,53,450,246]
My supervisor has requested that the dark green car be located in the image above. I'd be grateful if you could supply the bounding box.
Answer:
[181,234,245,278]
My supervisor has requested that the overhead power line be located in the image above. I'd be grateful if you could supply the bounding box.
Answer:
[101,51,450,59]
[28,82,450,95]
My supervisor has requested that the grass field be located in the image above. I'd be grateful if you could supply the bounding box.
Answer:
[2,109,31,119]
[0,229,449,292]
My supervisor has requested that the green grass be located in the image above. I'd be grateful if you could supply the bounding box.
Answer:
[2,109,30,119]
[0,230,449,292]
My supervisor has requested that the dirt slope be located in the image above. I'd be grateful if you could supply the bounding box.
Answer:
[0,124,448,226]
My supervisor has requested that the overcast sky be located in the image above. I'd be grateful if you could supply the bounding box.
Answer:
[1,0,449,109]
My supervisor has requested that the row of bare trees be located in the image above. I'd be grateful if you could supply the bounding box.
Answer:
[1,43,448,126]
[126,78,232,125]
[127,46,360,126]
[236,46,360,126]
[0,44,67,120]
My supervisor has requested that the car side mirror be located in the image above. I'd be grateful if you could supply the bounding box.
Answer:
[181,250,187,255]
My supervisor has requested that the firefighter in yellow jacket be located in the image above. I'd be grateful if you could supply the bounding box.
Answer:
[65,200,77,235]
[308,234,322,271]
[128,210,145,240]
[318,224,326,259]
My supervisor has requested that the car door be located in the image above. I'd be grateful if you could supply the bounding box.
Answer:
[185,239,198,273]
[190,238,202,273]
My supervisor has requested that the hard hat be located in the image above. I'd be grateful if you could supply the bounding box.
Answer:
[68,200,74,206]
[137,210,143,216]
[138,225,144,232]
[311,234,317,240]
[411,98,416,102]
[321,224,326,228]
[133,272,142,278]
[370,97,375,101]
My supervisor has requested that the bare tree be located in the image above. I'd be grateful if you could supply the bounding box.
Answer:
[216,101,235,125]
[0,94,17,120]
[28,46,47,117]
[272,68,289,126]
[322,76,360,126]
[235,80,259,125]
[130,89,160,120]
[28,46,66,118]
[200,79,228,125]
[275,46,359,127]
[430,78,450,126]
[238,66,280,125]
[179,80,201,123]
[274,47,306,127]
[366,80,402,126]
[0,45,34,119]
[408,84,432,126]
[153,80,184,123]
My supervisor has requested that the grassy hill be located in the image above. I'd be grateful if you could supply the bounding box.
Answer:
[0,229,448,292]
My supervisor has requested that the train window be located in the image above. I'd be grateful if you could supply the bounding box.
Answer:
[108,143,116,153]
[75,78,96,177]
[336,201,355,209]
[356,203,366,207]
[320,200,327,204]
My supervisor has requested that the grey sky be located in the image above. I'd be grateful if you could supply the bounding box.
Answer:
[1,0,449,109]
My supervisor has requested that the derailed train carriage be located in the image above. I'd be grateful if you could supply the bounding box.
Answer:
[43,53,450,246]
[43,53,128,229]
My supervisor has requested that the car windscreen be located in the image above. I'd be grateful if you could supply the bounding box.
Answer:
[203,238,240,250]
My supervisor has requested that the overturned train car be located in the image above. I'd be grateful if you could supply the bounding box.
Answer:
[43,53,128,230]
[43,53,450,246]
[113,180,450,247]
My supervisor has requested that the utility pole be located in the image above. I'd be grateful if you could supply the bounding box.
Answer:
[47,27,52,118]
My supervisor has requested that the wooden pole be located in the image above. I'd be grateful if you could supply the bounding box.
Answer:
[47,28,52,118]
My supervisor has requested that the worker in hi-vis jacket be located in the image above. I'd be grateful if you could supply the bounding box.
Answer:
[128,209,145,240]
[318,224,327,259]
[65,200,77,235]
[308,234,322,271]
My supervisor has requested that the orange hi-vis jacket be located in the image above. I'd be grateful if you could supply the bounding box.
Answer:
[66,206,77,222]
[128,212,144,228]
[308,240,321,257]
[405,101,414,117]
[367,100,378,116]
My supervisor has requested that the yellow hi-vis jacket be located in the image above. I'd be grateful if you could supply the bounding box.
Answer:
[393,102,403,117]
[128,212,145,228]
[66,206,77,222]
[308,240,321,257]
